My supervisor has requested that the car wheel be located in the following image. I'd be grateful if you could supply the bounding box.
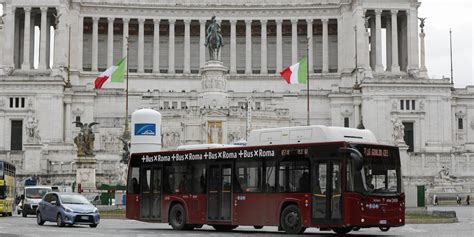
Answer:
[380,227,390,232]
[280,205,305,234]
[56,214,65,227]
[169,204,188,230]
[36,212,45,225]
[90,224,98,228]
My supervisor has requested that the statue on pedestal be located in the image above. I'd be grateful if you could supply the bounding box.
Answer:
[73,122,99,156]
[391,118,405,144]
[26,117,41,143]
[204,16,224,60]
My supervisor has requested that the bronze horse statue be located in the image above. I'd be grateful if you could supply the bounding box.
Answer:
[205,16,224,60]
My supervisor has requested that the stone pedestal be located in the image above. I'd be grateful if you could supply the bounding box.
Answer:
[199,60,228,109]
[75,156,97,191]
[23,143,44,173]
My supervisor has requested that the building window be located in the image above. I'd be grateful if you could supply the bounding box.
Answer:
[406,100,410,110]
[458,118,463,130]
[412,100,415,110]
[172,101,178,109]
[344,117,350,127]
[9,97,26,108]
[180,102,187,109]
[75,116,81,127]
[403,122,414,152]
[400,100,416,111]
[255,102,261,110]
[163,101,169,109]
[400,100,404,110]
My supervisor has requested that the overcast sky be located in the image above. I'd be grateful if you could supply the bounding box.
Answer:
[419,0,473,88]
[0,1,472,88]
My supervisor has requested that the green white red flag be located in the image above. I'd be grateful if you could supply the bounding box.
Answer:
[280,57,307,84]
[94,57,126,89]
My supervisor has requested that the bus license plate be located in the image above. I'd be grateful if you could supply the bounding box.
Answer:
[379,220,387,224]
[81,216,89,220]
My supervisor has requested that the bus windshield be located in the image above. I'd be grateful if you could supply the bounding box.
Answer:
[362,156,400,194]
[0,185,6,199]
[25,188,50,199]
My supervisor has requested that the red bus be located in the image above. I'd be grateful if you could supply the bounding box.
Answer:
[126,125,404,235]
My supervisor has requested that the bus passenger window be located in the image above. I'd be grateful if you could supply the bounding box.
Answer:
[236,162,262,193]
[265,162,276,192]
[279,161,310,193]
[142,169,151,192]
[191,165,206,194]
[127,167,140,194]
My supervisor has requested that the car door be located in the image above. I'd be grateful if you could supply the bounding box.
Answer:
[38,194,50,219]
[44,194,59,221]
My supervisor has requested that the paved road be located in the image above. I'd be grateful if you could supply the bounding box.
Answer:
[0,206,472,236]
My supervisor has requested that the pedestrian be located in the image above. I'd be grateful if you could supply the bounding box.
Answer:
[433,194,438,206]
[466,195,470,206]
[456,195,461,206]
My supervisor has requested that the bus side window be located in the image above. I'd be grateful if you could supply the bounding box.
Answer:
[127,167,140,194]
[264,162,276,192]
[191,164,206,194]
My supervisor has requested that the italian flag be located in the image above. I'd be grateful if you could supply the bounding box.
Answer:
[280,57,307,84]
[94,57,126,89]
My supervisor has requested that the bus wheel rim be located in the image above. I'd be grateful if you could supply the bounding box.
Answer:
[285,212,299,226]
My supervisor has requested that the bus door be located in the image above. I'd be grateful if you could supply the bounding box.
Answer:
[311,160,342,224]
[140,166,162,220]
[207,163,232,221]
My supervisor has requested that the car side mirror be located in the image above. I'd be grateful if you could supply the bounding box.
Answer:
[51,200,57,205]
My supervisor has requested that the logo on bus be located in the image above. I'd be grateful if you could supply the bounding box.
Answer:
[134,123,156,136]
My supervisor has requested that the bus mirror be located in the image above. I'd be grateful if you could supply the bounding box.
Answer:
[339,147,363,171]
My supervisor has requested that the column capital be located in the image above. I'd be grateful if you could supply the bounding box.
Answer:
[260,19,267,25]
[122,18,130,24]
[92,17,100,22]
[153,18,161,24]
[229,19,237,25]
[138,18,146,24]
[107,17,115,23]
[245,19,252,25]
[168,19,176,24]
[321,18,329,23]
[290,19,298,24]
[275,19,283,25]
[306,18,313,24]
[183,19,191,24]
[391,9,399,15]
[199,19,206,24]
[40,7,48,12]
[375,9,383,15]
[24,7,32,12]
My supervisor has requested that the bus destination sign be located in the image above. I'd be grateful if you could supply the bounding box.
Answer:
[141,148,276,163]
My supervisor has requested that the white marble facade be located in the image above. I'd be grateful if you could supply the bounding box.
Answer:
[0,0,473,190]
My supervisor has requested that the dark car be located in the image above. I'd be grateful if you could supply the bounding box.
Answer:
[36,192,100,228]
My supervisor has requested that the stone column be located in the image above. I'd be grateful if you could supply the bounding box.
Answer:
[291,19,298,64]
[409,9,420,71]
[385,18,392,71]
[419,30,428,78]
[77,16,84,71]
[168,19,176,74]
[107,17,114,68]
[21,7,32,70]
[375,9,384,72]
[138,18,145,73]
[337,17,342,72]
[91,17,99,72]
[391,10,400,72]
[276,19,283,73]
[122,18,129,58]
[245,19,252,74]
[369,17,376,70]
[199,19,206,68]
[306,19,313,74]
[64,91,72,143]
[153,19,160,73]
[39,7,49,70]
[260,19,267,74]
[322,18,329,73]
[184,19,191,74]
[230,19,237,74]
[1,5,15,70]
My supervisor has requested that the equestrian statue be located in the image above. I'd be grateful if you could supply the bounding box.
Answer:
[205,16,224,60]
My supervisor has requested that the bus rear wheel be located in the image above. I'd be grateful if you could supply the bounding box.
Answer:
[280,205,305,234]
[169,204,188,230]
[212,225,238,232]
[254,225,263,229]
[333,227,352,235]
[380,227,390,232]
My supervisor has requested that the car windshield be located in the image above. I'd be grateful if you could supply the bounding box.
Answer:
[60,194,91,205]
[26,188,50,199]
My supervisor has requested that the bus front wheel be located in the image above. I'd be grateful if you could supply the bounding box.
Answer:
[280,205,306,234]
[212,225,238,231]
[333,227,352,235]
[169,204,188,230]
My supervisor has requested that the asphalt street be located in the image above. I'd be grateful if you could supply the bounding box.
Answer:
[0,206,472,237]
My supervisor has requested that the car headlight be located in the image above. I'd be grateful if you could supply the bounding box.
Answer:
[64,207,73,213]
[94,208,99,214]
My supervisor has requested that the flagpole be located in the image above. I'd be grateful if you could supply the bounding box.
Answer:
[449,29,454,85]
[65,25,72,88]
[124,38,130,139]
[307,37,310,126]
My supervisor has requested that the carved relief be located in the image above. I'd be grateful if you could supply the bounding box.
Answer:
[162,129,181,148]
